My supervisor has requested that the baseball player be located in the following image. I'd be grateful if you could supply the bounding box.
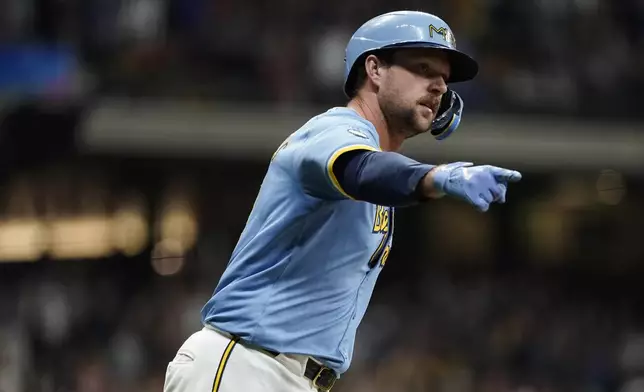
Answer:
[164,10,521,392]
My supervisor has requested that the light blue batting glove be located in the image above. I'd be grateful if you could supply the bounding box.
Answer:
[431,162,522,212]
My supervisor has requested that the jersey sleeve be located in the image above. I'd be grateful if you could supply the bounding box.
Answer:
[291,126,380,200]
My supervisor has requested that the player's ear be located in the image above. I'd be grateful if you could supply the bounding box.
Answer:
[364,54,385,89]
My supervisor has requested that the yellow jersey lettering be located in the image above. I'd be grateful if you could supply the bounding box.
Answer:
[369,206,393,268]
[380,246,391,267]
[380,209,389,232]
[372,205,389,234]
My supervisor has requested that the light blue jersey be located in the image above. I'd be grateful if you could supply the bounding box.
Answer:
[201,107,394,375]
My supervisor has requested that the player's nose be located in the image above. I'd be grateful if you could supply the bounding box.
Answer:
[429,77,448,96]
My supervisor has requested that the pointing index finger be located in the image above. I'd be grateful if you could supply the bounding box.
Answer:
[490,167,522,182]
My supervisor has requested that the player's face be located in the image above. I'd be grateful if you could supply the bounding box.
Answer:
[378,49,450,138]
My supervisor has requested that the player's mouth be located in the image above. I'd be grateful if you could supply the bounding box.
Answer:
[419,104,433,116]
[419,97,440,112]
[419,101,439,118]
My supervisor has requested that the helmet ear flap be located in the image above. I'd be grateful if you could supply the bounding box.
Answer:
[430,89,463,140]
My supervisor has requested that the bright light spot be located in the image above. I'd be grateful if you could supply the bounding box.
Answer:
[151,238,185,276]
[0,219,47,262]
[112,201,148,257]
[596,169,626,205]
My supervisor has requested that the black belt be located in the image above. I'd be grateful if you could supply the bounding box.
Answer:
[264,348,337,391]
[216,327,338,392]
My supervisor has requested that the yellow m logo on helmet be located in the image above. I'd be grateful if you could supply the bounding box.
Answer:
[429,24,456,48]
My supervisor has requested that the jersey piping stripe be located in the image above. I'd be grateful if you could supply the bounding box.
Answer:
[368,229,388,268]
[327,144,379,199]
[212,337,239,392]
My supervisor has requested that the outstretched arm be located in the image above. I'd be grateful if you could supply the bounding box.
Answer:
[332,150,441,207]
[333,150,522,211]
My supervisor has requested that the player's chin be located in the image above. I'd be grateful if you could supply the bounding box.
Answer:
[405,121,431,139]
[418,104,435,120]
[414,111,433,133]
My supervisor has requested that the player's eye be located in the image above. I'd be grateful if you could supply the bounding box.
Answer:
[417,63,447,81]
[418,63,440,78]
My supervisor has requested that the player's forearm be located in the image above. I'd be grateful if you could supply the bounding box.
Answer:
[334,150,442,207]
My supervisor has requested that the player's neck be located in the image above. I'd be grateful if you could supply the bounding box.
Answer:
[347,96,405,152]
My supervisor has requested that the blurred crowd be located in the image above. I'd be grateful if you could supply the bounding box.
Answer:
[2,260,644,392]
[345,271,643,392]
[1,0,644,118]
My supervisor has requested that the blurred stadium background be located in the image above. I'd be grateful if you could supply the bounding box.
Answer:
[1,0,644,391]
